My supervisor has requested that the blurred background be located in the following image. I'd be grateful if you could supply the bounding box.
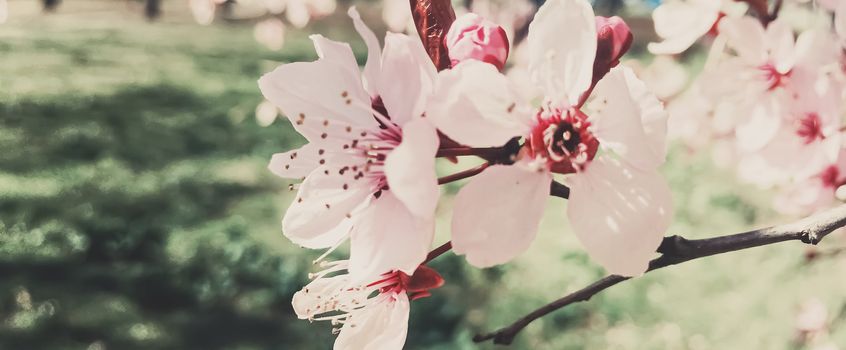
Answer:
[1,0,845,349]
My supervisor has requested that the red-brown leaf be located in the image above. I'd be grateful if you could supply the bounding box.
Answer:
[409,0,457,71]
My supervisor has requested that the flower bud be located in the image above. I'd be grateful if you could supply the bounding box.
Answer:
[444,13,510,71]
[592,16,633,84]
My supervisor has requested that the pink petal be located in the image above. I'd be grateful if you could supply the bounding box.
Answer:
[588,66,668,171]
[451,164,552,268]
[527,0,597,106]
[378,33,438,125]
[282,166,375,249]
[349,7,383,97]
[567,157,673,277]
[334,293,410,350]
[734,97,782,152]
[348,192,434,283]
[384,119,441,219]
[764,20,796,72]
[718,17,766,65]
[427,61,531,147]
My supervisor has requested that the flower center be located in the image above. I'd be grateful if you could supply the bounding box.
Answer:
[528,109,599,174]
[820,165,841,189]
[758,63,791,91]
[795,113,825,144]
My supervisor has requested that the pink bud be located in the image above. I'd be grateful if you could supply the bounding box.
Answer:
[444,13,510,71]
[592,16,633,85]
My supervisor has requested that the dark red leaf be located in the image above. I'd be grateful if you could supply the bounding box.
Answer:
[409,0,457,71]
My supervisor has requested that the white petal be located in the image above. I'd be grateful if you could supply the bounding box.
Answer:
[567,157,673,277]
[384,119,441,219]
[349,7,383,97]
[334,294,410,350]
[258,60,378,139]
[647,0,720,55]
[282,166,375,249]
[378,33,438,125]
[291,274,352,319]
[527,0,597,106]
[451,164,552,268]
[427,61,532,147]
[310,34,358,73]
[268,143,323,179]
[718,16,766,65]
[348,192,434,283]
[588,66,668,171]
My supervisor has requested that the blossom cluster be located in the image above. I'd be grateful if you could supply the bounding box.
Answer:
[260,0,675,348]
[651,0,846,217]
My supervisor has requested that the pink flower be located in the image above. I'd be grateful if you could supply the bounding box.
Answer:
[445,13,510,71]
[774,150,846,216]
[427,0,673,276]
[293,260,444,350]
[261,8,440,284]
[707,17,841,151]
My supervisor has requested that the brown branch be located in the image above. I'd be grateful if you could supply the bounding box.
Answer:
[474,204,846,345]
[549,180,570,199]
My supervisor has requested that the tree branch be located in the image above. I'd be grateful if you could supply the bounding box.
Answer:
[474,204,846,345]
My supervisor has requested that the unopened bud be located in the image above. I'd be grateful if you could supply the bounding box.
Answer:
[444,13,510,71]
[593,16,633,84]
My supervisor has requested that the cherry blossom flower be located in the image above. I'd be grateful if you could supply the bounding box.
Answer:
[427,0,673,276]
[293,260,443,350]
[773,150,846,215]
[445,13,510,71]
[705,17,841,151]
[743,78,843,185]
[261,8,440,283]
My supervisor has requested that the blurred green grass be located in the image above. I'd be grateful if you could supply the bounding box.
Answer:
[0,1,845,349]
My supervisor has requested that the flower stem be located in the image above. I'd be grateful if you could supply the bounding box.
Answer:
[424,241,453,264]
[436,147,503,158]
[438,162,490,185]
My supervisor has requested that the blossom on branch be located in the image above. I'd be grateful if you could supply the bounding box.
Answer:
[260,7,441,284]
[293,260,444,350]
[426,0,673,276]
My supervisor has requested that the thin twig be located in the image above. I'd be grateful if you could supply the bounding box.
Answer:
[474,204,846,345]
[438,163,490,185]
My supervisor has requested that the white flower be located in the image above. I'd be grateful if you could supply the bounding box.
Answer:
[260,8,440,283]
[293,260,443,350]
[426,0,673,276]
